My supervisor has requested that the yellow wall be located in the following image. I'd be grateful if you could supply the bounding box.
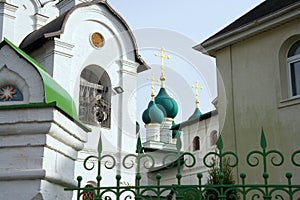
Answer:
[215,18,300,183]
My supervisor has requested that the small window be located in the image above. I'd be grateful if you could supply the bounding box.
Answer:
[210,130,218,146]
[287,41,300,97]
[193,136,200,151]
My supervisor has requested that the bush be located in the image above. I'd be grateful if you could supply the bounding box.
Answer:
[204,157,239,200]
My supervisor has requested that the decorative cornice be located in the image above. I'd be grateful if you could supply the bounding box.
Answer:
[164,117,174,122]
[121,59,139,68]
[0,2,18,19]
[119,69,137,76]
[34,13,49,29]
[145,123,161,127]
[34,13,49,23]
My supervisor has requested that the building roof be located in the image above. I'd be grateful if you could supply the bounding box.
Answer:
[204,0,300,43]
[1,38,90,131]
[171,110,218,130]
[196,0,300,55]
[19,0,149,73]
[188,107,202,121]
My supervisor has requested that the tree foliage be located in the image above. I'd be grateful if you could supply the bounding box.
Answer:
[205,157,239,200]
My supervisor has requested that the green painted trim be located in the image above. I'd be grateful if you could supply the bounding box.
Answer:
[0,103,91,131]
[1,38,90,132]
[0,102,56,109]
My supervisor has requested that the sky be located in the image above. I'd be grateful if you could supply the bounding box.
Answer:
[107,0,265,129]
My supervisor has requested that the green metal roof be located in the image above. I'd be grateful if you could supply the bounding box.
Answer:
[188,107,202,121]
[0,38,90,131]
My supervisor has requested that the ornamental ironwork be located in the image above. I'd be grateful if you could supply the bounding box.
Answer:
[79,78,111,127]
[65,129,300,199]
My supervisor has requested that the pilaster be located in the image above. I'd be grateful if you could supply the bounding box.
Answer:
[145,123,161,141]
[160,118,173,143]
[57,0,90,15]
[119,59,139,152]
[33,38,74,92]
[0,2,18,42]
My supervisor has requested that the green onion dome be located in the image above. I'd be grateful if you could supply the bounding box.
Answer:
[188,107,202,120]
[142,101,164,124]
[155,88,178,118]
[172,121,181,138]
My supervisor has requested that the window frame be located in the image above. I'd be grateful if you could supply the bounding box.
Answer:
[287,41,300,98]
[287,56,300,98]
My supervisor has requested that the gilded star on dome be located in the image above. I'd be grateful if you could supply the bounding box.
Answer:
[0,86,16,100]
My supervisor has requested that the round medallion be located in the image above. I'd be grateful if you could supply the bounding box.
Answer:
[90,32,104,48]
[0,85,23,101]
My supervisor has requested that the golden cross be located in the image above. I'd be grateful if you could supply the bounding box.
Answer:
[147,73,159,101]
[192,81,203,107]
[155,47,170,88]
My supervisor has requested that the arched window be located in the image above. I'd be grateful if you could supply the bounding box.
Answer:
[0,85,23,102]
[287,40,300,97]
[79,66,111,128]
[193,136,200,151]
[210,130,218,146]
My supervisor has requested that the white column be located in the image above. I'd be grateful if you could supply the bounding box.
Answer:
[31,38,74,92]
[145,124,161,141]
[160,118,173,143]
[120,59,139,152]
[57,0,90,15]
[0,2,18,42]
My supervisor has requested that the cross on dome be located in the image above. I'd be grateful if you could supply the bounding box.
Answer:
[147,73,159,101]
[155,47,170,88]
[192,81,203,107]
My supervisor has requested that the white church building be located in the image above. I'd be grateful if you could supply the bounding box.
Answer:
[0,0,218,199]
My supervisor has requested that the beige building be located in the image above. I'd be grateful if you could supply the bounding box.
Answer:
[194,0,300,183]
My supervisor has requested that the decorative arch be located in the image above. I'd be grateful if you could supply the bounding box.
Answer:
[193,136,200,151]
[210,130,218,146]
[79,65,111,128]
[0,65,30,104]
[29,0,40,13]
[279,35,300,99]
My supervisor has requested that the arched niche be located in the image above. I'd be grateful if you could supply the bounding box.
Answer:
[193,136,200,152]
[0,65,30,104]
[79,65,111,128]
[210,130,218,146]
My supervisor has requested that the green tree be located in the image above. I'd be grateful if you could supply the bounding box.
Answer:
[205,157,239,200]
